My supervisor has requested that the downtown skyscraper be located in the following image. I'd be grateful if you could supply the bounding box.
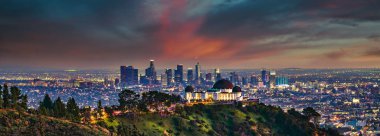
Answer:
[195,62,201,84]
[145,60,157,84]
[165,68,174,86]
[214,68,222,81]
[187,68,193,83]
[174,64,184,84]
[120,65,138,86]
[269,70,276,88]
[261,69,269,87]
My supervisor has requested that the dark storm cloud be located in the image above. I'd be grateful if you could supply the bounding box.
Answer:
[194,0,380,64]
[0,0,379,69]
[198,0,380,39]
[0,0,164,69]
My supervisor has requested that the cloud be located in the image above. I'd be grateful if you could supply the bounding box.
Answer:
[363,48,380,57]
[0,0,380,69]
[367,34,380,41]
[325,49,347,59]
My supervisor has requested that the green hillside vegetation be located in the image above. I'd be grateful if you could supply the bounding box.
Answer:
[115,103,338,136]
[0,109,110,136]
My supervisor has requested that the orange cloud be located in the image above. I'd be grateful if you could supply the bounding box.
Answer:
[153,0,247,61]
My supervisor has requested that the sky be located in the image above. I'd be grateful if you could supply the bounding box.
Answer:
[1,0,380,70]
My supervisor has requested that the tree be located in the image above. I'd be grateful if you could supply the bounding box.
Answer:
[117,123,144,136]
[118,89,139,111]
[302,107,321,126]
[38,94,53,115]
[287,108,306,120]
[66,97,80,122]
[0,85,3,109]
[20,94,28,110]
[104,106,114,121]
[10,86,21,108]
[97,100,103,119]
[2,84,10,108]
[42,94,53,109]
[53,97,66,118]
[82,106,92,124]
[141,91,181,112]
[137,101,148,112]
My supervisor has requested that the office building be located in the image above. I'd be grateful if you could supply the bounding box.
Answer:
[195,62,201,84]
[175,64,184,83]
[269,70,276,88]
[145,60,157,84]
[187,68,193,83]
[120,65,138,86]
[166,69,174,86]
[214,68,222,81]
[185,79,243,102]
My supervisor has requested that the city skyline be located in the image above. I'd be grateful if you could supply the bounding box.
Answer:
[1,0,380,70]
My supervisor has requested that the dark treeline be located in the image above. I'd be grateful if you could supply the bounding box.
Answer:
[0,84,28,111]
[118,90,182,113]
[37,94,81,122]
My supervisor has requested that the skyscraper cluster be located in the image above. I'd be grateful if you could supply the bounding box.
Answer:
[120,61,288,89]
[120,61,215,87]
[257,69,289,89]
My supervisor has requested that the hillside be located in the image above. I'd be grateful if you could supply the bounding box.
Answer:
[0,109,110,136]
[0,103,338,136]
[115,103,337,136]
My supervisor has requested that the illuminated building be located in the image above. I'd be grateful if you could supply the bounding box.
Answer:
[165,69,174,86]
[120,66,127,85]
[257,77,265,88]
[161,73,167,86]
[261,69,268,87]
[195,62,201,84]
[145,60,157,84]
[276,76,289,85]
[214,68,222,81]
[185,79,243,102]
[114,78,120,87]
[120,66,138,86]
[205,73,212,81]
[269,70,276,88]
[187,68,193,83]
[230,72,239,85]
[352,98,360,104]
[174,64,184,84]
[250,76,258,86]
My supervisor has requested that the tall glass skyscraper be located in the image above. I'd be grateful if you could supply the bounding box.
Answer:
[187,68,193,83]
[261,69,267,84]
[145,60,157,84]
[166,69,173,86]
[195,62,201,84]
[120,65,138,86]
[175,64,183,83]
[195,62,201,79]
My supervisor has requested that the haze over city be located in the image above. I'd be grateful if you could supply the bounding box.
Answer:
[1,0,380,70]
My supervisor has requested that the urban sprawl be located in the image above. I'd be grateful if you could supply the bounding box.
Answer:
[1,60,379,135]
